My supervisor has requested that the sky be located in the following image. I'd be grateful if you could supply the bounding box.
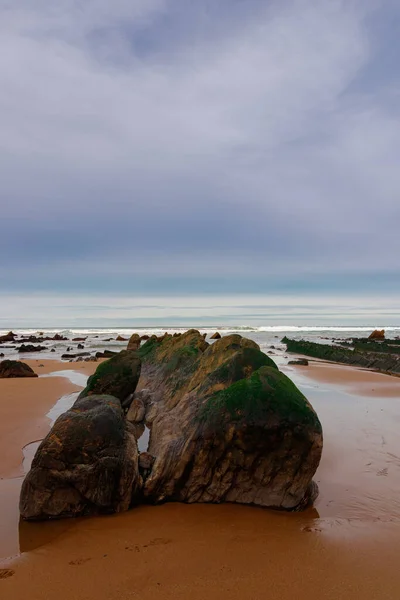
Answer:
[0,0,399,325]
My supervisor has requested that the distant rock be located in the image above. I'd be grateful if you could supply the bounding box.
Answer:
[0,360,38,378]
[72,337,86,342]
[283,337,400,376]
[368,329,385,340]
[140,335,150,341]
[0,331,16,344]
[77,343,84,349]
[79,350,141,408]
[95,350,118,359]
[288,359,309,366]
[19,395,141,520]
[17,335,44,344]
[127,333,141,351]
[116,335,127,342]
[18,344,46,353]
[210,332,221,340]
[61,352,90,359]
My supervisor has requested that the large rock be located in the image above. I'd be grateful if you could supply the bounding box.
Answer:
[19,395,142,520]
[137,330,322,510]
[79,350,141,408]
[0,360,38,378]
[20,330,323,520]
[127,333,141,351]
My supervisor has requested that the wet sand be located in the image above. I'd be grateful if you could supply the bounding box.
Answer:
[2,359,400,598]
[287,360,400,397]
[0,360,98,560]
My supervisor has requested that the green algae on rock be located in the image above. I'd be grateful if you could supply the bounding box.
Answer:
[138,331,323,510]
[20,329,323,519]
[79,350,141,406]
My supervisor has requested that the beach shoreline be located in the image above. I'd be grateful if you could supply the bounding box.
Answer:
[1,355,400,598]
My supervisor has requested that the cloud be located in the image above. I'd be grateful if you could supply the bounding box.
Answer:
[0,0,399,298]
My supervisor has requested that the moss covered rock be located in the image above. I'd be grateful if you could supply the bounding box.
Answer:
[79,350,141,406]
[138,331,322,510]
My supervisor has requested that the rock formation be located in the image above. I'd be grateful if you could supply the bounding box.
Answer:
[0,331,16,343]
[20,395,141,520]
[210,332,222,339]
[20,330,322,520]
[135,330,322,509]
[18,344,46,353]
[283,337,400,375]
[0,360,38,378]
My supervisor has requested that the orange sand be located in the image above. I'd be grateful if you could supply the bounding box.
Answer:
[1,359,400,598]
[0,360,99,560]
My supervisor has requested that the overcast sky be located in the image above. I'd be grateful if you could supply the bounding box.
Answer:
[1,1,399,325]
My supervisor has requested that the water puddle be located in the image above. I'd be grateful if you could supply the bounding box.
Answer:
[40,370,88,387]
[46,391,79,425]
[137,426,151,453]
[22,441,42,474]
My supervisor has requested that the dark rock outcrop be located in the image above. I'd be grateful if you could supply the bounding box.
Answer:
[18,344,47,353]
[283,338,400,375]
[116,335,127,341]
[0,331,16,343]
[61,352,90,360]
[288,359,309,366]
[72,337,87,342]
[210,332,222,340]
[0,360,38,378]
[79,350,141,408]
[19,395,141,520]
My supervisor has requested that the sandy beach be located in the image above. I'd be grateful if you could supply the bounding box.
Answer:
[1,357,400,598]
[287,359,400,397]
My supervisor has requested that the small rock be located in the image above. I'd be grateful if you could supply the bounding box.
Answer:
[210,332,221,340]
[288,359,309,366]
